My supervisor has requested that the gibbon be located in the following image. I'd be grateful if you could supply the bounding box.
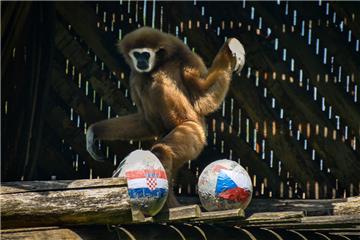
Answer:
[86,27,245,207]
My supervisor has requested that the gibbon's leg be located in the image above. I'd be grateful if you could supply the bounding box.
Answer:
[150,121,206,207]
[184,38,245,92]
[86,113,155,161]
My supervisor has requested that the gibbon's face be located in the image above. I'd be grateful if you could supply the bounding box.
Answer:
[118,27,183,74]
[129,48,156,73]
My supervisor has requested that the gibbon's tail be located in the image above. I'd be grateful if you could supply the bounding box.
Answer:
[194,38,245,116]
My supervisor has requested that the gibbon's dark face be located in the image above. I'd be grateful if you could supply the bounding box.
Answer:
[129,48,156,73]
[118,27,186,73]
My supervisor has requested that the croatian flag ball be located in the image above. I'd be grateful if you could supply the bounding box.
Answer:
[113,150,168,216]
[198,159,253,211]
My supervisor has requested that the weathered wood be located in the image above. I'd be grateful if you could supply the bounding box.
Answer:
[154,204,201,222]
[56,2,126,85]
[301,215,360,226]
[1,178,127,194]
[193,208,245,222]
[246,211,304,224]
[243,214,360,229]
[333,197,360,215]
[330,232,360,237]
[1,2,32,79]
[246,197,360,216]
[45,105,114,177]
[0,178,134,229]
[1,227,82,240]
[49,57,135,169]
[0,226,120,240]
[54,21,134,115]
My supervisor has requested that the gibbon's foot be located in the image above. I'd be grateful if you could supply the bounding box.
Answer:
[86,128,106,162]
[227,38,245,74]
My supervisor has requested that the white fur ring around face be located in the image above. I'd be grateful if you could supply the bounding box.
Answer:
[228,38,245,74]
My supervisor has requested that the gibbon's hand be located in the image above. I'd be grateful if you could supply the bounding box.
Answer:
[86,127,106,162]
[227,38,245,74]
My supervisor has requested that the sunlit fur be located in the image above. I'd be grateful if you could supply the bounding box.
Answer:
[87,27,245,207]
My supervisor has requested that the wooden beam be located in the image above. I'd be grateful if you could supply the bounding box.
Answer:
[253,2,360,139]
[0,178,134,229]
[36,126,83,180]
[154,204,201,222]
[247,197,360,216]
[246,211,304,224]
[49,59,135,169]
[333,197,360,215]
[1,178,126,194]
[54,21,134,115]
[45,105,114,177]
[55,2,127,86]
[0,226,120,240]
[1,227,83,240]
[301,214,360,226]
[50,61,105,125]
[193,208,245,223]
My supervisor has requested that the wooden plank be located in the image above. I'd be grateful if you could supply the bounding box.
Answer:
[193,208,245,222]
[301,215,360,225]
[154,205,201,222]
[246,211,304,224]
[1,178,133,229]
[0,226,121,240]
[1,227,82,240]
[333,197,360,215]
[1,177,126,194]
[295,227,360,232]
[243,214,360,229]
[247,197,360,216]
[330,232,360,236]
[247,198,346,216]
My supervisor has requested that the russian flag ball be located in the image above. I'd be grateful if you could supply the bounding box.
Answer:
[215,169,251,202]
[126,169,168,199]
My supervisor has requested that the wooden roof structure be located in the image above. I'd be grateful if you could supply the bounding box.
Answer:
[1,1,360,239]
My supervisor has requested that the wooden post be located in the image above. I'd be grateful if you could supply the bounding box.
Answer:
[1,178,134,229]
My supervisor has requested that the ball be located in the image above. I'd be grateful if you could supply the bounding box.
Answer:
[198,159,252,211]
[113,150,168,216]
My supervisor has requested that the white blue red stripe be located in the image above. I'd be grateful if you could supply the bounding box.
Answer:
[125,169,168,199]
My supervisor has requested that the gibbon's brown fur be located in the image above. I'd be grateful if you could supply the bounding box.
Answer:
[87,27,245,207]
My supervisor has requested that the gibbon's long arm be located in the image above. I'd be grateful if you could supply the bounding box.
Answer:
[184,38,245,116]
[183,38,245,92]
[86,113,156,161]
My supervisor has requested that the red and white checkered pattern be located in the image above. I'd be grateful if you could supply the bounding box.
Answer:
[146,177,157,190]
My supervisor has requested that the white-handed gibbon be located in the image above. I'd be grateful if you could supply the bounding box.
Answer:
[87,27,245,207]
